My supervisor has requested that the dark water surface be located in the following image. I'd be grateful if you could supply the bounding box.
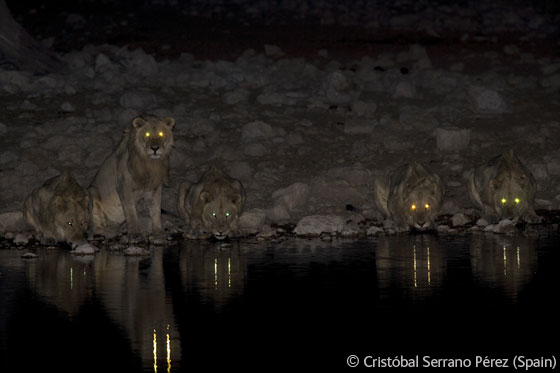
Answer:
[0,230,558,372]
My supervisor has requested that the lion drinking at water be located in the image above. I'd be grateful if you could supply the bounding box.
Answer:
[374,162,444,231]
[178,167,247,240]
[23,171,90,247]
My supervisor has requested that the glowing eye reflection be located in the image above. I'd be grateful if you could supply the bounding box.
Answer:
[411,204,416,210]
[145,132,151,138]
[212,212,217,217]
[501,198,507,204]
[425,204,430,209]
[514,198,520,204]
[225,211,230,217]
[158,131,164,137]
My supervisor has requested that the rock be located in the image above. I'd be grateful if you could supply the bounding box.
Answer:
[476,218,489,227]
[21,252,38,259]
[266,203,291,222]
[325,71,357,105]
[294,215,346,236]
[272,182,310,213]
[238,209,267,235]
[241,120,276,141]
[486,219,517,234]
[392,79,416,98]
[229,161,253,180]
[124,246,151,256]
[128,49,158,76]
[264,44,286,58]
[351,101,377,117]
[0,212,27,233]
[286,132,304,146]
[94,53,112,71]
[72,243,97,255]
[541,74,560,88]
[366,226,383,236]
[120,90,156,110]
[256,92,289,106]
[223,88,249,105]
[469,86,508,114]
[435,126,471,152]
[244,143,269,157]
[343,118,376,135]
[0,122,7,135]
[14,232,31,245]
[451,213,469,227]
[60,101,76,113]
[256,224,276,239]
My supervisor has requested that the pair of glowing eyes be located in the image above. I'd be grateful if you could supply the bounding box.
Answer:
[145,131,164,138]
[411,204,430,210]
[212,212,231,217]
[501,198,520,204]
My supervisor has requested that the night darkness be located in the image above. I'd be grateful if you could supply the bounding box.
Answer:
[0,0,559,372]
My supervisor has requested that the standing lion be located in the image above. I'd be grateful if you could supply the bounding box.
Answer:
[88,114,175,237]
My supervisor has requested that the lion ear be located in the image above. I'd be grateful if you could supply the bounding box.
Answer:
[164,117,175,129]
[132,117,146,128]
[231,193,242,207]
[200,192,213,203]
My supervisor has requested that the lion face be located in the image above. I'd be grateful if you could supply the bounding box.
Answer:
[490,177,530,221]
[200,193,243,240]
[53,195,90,246]
[132,116,175,159]
[402,188,441,231]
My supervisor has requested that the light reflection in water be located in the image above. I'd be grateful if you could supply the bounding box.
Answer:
[376,235,445,300]
[152,325,172,373]
[470,234,537,300]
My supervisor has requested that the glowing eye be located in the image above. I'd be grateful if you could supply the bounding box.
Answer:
[158,131,164,137]
[425,204,430,209]
[514,198,520,204]
[67,221,72,226]
[225,211,230,217]
[411,204,416,210]
[212,212,216,217]
[501,198,507,204]
[145,132,150,138]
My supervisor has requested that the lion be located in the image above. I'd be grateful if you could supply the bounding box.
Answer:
[374,161,444,231]
[23,171,90,247]
[88,114,175,237]
[178,167,247,240]
[468,150,539,223]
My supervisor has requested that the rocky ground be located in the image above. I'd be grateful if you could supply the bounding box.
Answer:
[1,0,560,243]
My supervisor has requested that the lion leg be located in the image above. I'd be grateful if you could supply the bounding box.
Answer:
[117,183,140,235]
[145,185,163,233]
[177,181,192,224]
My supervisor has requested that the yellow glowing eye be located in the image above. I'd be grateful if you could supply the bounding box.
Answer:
[514,198,520,204]
[145,132,150,138]
[425,204,430,209]
[158,131,164,137]
[411,204,416,210]
[501,198,507,204]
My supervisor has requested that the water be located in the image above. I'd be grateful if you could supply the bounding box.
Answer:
[0,230,558,372]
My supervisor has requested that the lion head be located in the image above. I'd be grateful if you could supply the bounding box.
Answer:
[200,192,244,240]
[489,175,533,221]
[52,194,90,247]
[401,179,443,231]
[131,115,175,160]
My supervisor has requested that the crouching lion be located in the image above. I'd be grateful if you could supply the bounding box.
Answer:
[88,114,176,237]
[374,161,444,231]
[23,171,90,247]
[178,167,247,240]
[468,150,539,223]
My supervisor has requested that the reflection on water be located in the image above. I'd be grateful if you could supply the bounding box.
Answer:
[470,234,537,300]
[0,230,556,371]
[376,235,446,299]
[179,242,246,309]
